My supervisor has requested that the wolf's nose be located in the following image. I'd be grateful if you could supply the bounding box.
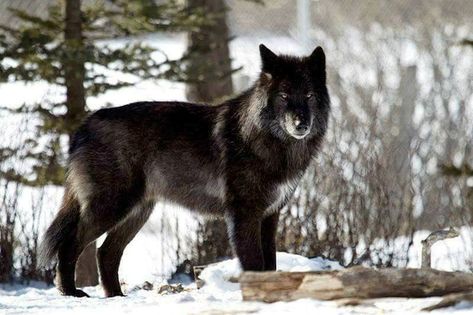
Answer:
[295,124,309,133]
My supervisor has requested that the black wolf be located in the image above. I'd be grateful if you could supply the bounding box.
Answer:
[40,44,330,297]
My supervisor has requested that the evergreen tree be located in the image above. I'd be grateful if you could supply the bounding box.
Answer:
[0,0,204,285]
[0,0,205,186]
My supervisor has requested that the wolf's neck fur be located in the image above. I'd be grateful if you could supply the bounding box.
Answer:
[233,82,268,142]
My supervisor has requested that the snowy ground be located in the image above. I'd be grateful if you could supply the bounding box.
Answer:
[1,252,473,315]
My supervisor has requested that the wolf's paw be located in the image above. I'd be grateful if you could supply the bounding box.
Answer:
[104,290,125,298]
[61,289,90,298]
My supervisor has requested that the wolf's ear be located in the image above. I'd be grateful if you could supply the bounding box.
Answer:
[309,46,326,80]
[259,44,278,74]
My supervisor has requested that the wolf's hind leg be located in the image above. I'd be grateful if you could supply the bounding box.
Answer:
[41,190,89,297]
[56,195,133,297]
[97,201,154,297]
[56,216,110,297]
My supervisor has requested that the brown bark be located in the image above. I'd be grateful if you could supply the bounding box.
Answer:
[0,224,14,282]
[185,0,234,103]
[64,0,87,136]
[63,0,97,287]
[75,243,99,287]
[240,267,473,303]
[422,291,473,311]
[421,227,459,269]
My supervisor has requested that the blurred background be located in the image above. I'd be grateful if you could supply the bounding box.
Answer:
[0,0,472,287]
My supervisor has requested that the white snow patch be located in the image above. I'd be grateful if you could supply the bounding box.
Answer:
[1,252,472,314]
[199,252,342,293]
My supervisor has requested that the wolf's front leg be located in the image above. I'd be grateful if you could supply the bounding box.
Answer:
[261,212,278,270]
[225,212,264,271]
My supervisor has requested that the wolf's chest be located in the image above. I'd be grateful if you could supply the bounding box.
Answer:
[264,177,301,215]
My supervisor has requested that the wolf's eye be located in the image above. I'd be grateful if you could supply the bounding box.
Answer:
[306,93,314,99]
[279,93,288,100]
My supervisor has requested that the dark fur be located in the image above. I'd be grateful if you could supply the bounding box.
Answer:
[40,44,330,297]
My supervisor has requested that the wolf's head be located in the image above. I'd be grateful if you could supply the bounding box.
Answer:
[254,44,330,141]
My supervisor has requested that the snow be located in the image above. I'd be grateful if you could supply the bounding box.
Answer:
[1,252,472,314]
[197,252,342,296]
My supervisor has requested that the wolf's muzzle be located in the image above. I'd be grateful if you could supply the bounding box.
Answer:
[284,113,311,139]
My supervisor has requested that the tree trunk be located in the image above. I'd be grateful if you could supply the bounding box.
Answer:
[185,0,234,265]
[63,0,98,288]
[185,0,234,103]
[194,219,232,265]
[64,0,87,135]
[0,221,15,283]
[240,267,473,303]
[75,243,98,287]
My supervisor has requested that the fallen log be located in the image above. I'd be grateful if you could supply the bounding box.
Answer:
[240,267,473,303]
[422,291,473,311]
[421,227,459,268]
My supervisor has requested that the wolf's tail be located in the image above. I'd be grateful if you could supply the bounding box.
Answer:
[38,188,80,267]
